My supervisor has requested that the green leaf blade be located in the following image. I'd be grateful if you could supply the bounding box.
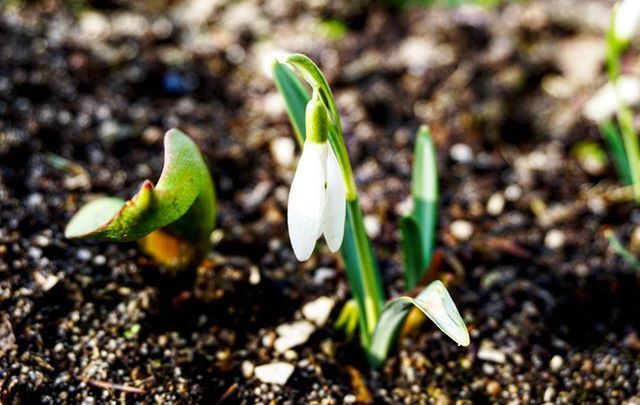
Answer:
[65,129,216,251]
[368,281,469,368]
[409,125,439,288]
[400,215,424,290]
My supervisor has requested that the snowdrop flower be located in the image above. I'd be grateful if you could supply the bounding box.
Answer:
[614,0,640,44]
[288,90,346,261]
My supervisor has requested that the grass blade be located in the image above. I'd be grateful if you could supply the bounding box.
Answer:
[601,120,633,186]
[272,61,309,146]
[400,215,424,290]
[406,125,439,289]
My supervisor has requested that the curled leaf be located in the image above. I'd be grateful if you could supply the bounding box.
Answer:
[368,281,469,368]
[65,129,216,266]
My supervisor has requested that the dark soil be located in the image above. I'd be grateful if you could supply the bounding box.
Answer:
[1,0,640,403]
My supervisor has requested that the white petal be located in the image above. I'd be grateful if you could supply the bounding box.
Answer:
[288,142,328,261]
[415,281,470,347]
[615,0,640,42]
[583,75,640,121]
[321,147,346,252]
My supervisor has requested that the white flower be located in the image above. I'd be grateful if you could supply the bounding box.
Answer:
[287,141,346,261]
[614,0,640,43]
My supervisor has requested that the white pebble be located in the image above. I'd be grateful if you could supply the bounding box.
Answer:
[450,143,474,163]
[302,296,335,327]
[254,362,294,385]
[544,386,556,402]
[270,137,295,168]
[550,355,564,372]
[242,360,254,378]
[486,193,505,216]
[477,346,506,364]
[544,230,566,249]
[274,321,315,353]
[450,220,474,241]
[504,184,522,201]
[364,215,381,238]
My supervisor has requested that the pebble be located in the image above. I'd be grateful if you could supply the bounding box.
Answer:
[544,230,566,249]
[363,215,381,238]
[253,362,294,385]
[242,361,254,378]
[486,380,501,396]
[478,343,506,364]
[270,137,295,168]
[504,184,522,201]
[550,355,564,372]
[344,394,357,404]
[450,220,474,241]
[450,143,474,163]
[302,296,335,327]
[274,320,315,353]
[543,386,556,402]
[486,192,505,216]
[76,248,92,261]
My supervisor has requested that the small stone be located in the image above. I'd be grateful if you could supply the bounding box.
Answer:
[504,185,522,201]
[478,342,506,364]
[450,220,474,241]
[274,320,315,353]
[242,361,254,378]
[450,143,474,163]
[270,137,295,168]
[550,355,564,372]
[544,230,566,249]
[344,394,357,404]
[76,249,92,261]
[543,386,556,402]
[486,193,505,216]
[254,362,294,385]
[363,215,381,238]
[249,266,261,285]
[486,380,501,396]
[302,296,335,327]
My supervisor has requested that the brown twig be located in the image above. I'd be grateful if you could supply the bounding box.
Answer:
[88,379,147,394]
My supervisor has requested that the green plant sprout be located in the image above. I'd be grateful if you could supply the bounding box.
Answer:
[273,53,469,368]
[65,129,216,268]
[601,0,640,202]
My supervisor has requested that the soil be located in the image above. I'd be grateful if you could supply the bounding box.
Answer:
[1,0,640,403]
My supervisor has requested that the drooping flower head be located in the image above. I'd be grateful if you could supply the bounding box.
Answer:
[287,89,346,261]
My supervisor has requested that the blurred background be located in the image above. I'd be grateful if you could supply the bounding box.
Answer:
[3,0,640,403]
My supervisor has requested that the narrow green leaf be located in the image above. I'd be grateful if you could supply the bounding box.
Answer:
[342,198,386,346]
[409,125,439,289]
[400,215,423,290]
[605,230,640,270]
[368,281,469,368]
[334,298,359,339]
[272,61,309,145]
[602,120,633,186]
[65,129,216,255]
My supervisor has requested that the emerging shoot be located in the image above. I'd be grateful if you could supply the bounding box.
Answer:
[65,129,217,268]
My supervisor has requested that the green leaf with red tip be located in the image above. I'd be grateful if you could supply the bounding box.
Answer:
[65,129,216,258]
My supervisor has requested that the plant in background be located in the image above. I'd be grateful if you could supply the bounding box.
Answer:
[273,53,469,368]
[65,129,217,269]
[597,0,640,202]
